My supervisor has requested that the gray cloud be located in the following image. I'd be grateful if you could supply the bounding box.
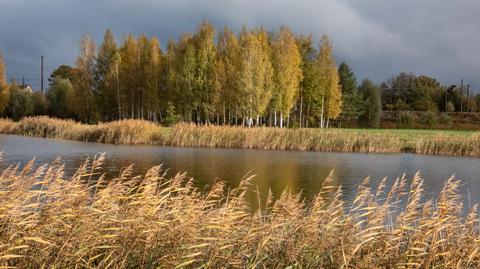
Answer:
[0,0,478,91]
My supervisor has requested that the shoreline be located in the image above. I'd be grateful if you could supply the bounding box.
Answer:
[0,116,479,158]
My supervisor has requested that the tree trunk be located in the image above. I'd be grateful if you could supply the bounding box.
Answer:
[280,112,284,128]
[274,109,277,127]
[223,103,226,125]
[306,102,310,128]
[116,70,121,119]
[228,107,231,126]
[320,96,325,128]
[299,96,303,128]
[131,95,134,119]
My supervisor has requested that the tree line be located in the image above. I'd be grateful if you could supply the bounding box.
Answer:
[0,21,479,128]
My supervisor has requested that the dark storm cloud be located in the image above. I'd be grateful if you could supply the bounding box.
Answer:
[0,0,478,90]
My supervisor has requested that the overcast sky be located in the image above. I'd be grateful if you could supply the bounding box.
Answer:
[1,0,479,91]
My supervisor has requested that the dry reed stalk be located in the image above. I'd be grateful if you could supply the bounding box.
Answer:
[0,156,478,268]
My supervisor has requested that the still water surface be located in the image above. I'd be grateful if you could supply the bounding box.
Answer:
[1,134,479,209]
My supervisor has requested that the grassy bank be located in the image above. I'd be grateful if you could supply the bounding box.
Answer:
[170,123,480,157]
[0,156,479,268]
[1,117,479,157]
[0,116,169,145]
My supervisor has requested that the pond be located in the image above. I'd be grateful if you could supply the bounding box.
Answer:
[1,134,479,210]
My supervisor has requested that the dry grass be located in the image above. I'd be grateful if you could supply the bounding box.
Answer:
[1,117,479,157]
[0,118,15,133]
[416,134,480,157]
[170,123,404,153]
[0,116,167,145]
[0,155,479,268]
[170,123,480,157]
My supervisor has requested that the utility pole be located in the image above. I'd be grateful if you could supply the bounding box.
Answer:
[466,84,470,112]
[460,79,463,112]
[41,56,44,93]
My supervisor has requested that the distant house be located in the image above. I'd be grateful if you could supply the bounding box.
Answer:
[19,84,34,93]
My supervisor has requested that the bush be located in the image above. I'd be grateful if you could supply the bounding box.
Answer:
[438,113,453,125]
[164,102,180,126]
[396,111,416,128]
[419,111,438,126]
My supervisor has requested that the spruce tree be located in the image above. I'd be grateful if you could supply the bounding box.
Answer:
[360,79,382,128]
[338,62,364,123]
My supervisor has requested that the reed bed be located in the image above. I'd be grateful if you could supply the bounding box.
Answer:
[1,117,479,157]
[170,123,480,157]
[0,116,167,145]
[170,123,404,153]
[0,118,15,134]
[416,133,480,157]
[0,155,479,268]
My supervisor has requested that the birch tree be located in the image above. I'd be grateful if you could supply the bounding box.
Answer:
[317,34,342,128]
[119,35,138,119]
[0,52,9,114]
[271,27,302,128]
[193,21,217,124]
[95,29,118,120]
[296,35,319,128]
[73,34,97,122]
[216,27,240,125]
[237,28,273,126]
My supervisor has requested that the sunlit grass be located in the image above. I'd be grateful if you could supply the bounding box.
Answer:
[170,123,480,157]
[0,155,479,268]
[0,117,479,157]
[0,116,170,145]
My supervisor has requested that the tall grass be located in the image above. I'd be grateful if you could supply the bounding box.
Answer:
[416,134,480,157]
[0,116,167,144]
[170,123,404,153]
[170,123,480,157]
[0,155,479,268]
[1,117,480,157]
[0,118,15,133]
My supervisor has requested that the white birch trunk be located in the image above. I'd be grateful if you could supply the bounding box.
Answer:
[320,96,325,128]
[280,112,284,128]
[274,109,277,127]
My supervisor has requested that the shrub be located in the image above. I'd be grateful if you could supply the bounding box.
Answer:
[164,102,180,126]
[438,113,453,125]
[420,111,438,126]
[396,111,416,127]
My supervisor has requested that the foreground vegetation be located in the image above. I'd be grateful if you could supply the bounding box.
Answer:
[0,155,479,268]
[0,117,479,157]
